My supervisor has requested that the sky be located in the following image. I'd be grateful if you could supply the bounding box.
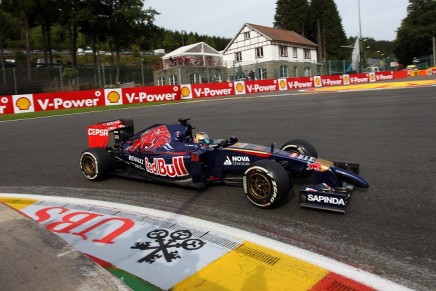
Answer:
[144,0,409,41]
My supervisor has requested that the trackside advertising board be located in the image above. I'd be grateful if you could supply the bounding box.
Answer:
[180,82,235,99]
[0,70,426,116]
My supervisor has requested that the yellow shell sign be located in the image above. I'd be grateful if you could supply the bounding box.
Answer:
[16,97,31,110]
[107,91,121,103]
[181,86,191,98]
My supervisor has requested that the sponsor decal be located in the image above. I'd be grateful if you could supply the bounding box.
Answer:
[193,87,232,97]
[307,194,346,206]
[314,76,322,87]
[145,156,189,177]
[131,229,205,264]
[321,77,343,86]
[307,162,323,171]
[128,125,171,151]
[246,83,277,93]
[224,155,250,166]
[13,94,35,113]
[343,75,350,85]
[369,73,376,82]
[235,82,245,94]
[38,97,100,110]
[349,76,369,84]
[129,155,144,165]
[125,91,178,103]
[104,88,123,106]
[181,85,192,99]
[279,79,287,90]
[88,128,109,136]
[34,206,135,244]
[375,73,394,81]
[287,80,314,89]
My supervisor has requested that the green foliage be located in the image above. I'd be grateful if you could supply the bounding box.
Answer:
[274,0,309,35]
[394,0,436,66]
[62,67,79,79]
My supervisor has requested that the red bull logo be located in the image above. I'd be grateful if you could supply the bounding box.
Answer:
[145,157,188,177]
[307,162,324,172]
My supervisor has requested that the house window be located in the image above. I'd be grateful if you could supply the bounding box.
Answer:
[279,46,288,57]
[244,32,250,39]
[304,67,311,77]
[235,52,242,62]
[169,74,178,85]
[304,49,311,59]
[255,47,264,58]
[279,65,288,78]
[293,47,298,58]
[157,77,165,86]
[257,68,267,80]
[294,66,299,77]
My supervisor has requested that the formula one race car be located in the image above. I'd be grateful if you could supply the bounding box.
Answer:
[80,118,369,213]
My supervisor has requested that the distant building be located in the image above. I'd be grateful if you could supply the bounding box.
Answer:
[222,23,320,80]
[153,24,321,85]
[153,42,227,86]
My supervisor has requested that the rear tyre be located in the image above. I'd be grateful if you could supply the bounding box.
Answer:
[80,148,113,181]
[281,139,318,158]
[243,159,291,209]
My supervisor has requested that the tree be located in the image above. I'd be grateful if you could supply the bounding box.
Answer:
[306,0,347,61]
[394,0,436,66]
[274,0,309,36]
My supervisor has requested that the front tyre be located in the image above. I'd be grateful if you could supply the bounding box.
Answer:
[80,148,112,181]
[243,159,291,209]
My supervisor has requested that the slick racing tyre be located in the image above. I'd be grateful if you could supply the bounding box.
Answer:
[80,147,113,181]
[243,159,291,209]
[281,139,318,158]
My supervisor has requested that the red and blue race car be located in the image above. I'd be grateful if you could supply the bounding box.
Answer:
[80,118,369,213]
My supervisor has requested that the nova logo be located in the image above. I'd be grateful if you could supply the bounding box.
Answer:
[224,156,250,166]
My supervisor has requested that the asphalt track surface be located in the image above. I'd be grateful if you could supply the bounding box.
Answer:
[1,77,435,290]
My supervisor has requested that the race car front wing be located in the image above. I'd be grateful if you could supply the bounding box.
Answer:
[299,183,352,213]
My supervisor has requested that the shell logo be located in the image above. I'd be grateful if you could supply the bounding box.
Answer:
[370,74,376,82]
[343,75,350,84]
[16,97,32,110]
[181,86,190,98]
[107,91,120,103]
[315,77,321,86]
[236,83,244,93]
[279,79,287,89]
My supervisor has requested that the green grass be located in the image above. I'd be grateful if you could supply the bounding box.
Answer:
[0,100,190,122]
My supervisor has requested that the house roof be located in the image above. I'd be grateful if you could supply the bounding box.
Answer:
[246,23,318,48]
[162,42,221,59]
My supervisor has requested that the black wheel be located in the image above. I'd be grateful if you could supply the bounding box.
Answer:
[80,148,113,181]
[243,159,291,209]
[281,139,318,158]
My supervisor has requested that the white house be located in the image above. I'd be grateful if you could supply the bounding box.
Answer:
[222,23,319,79]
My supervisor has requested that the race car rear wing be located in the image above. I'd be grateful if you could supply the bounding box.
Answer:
[87,119,134,148]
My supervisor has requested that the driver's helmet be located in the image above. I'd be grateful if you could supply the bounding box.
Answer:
[194,132,212,145]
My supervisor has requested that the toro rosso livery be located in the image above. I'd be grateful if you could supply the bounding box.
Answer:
[80,118,369,213]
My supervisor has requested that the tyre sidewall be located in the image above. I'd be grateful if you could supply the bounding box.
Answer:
[80,148,112,181]
[243,160,290,209]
